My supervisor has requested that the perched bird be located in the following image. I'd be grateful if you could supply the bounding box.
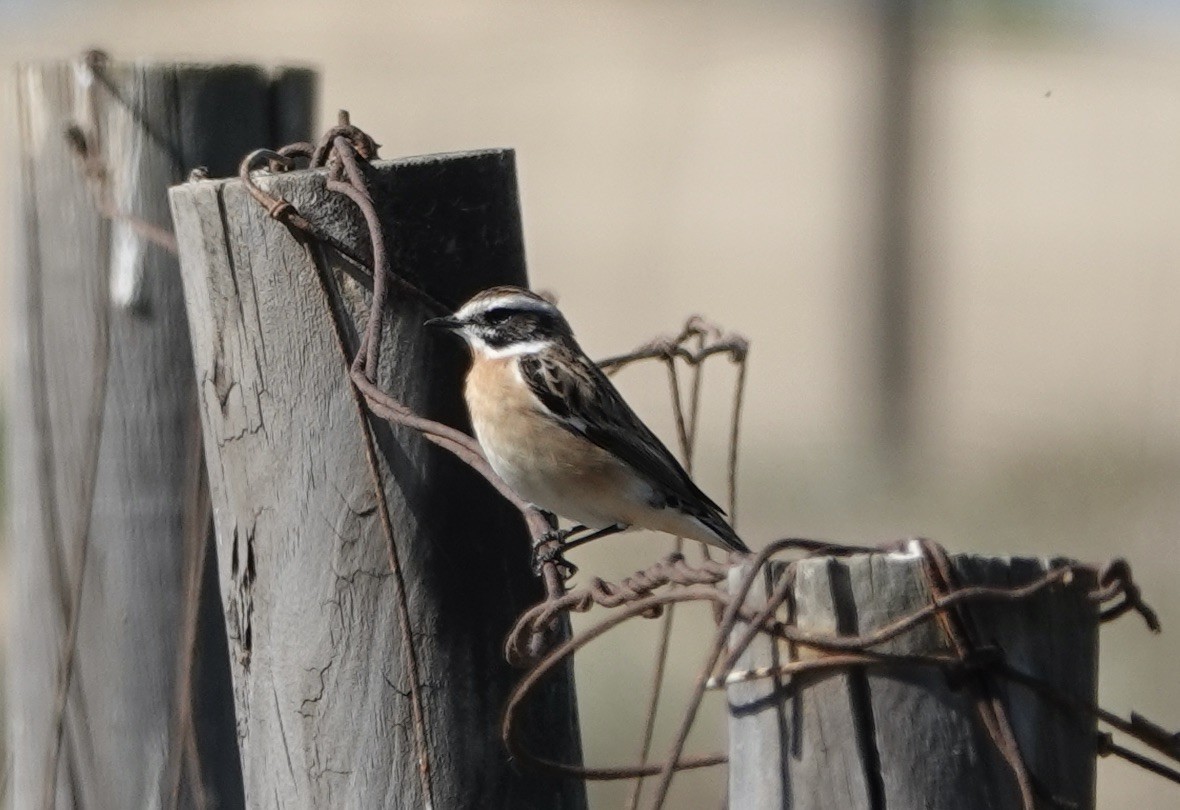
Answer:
[426,286,749,556]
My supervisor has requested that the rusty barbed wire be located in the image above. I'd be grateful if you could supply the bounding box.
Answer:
[64,49,180,256]
[502,536,1173,809]
[591,316,751,807]
[239,112,760,808]
[240,113,443,810]
[920,540,1036,807]
[237,114,1180,810]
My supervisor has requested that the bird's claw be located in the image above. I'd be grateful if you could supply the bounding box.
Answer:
[532,532,579,580]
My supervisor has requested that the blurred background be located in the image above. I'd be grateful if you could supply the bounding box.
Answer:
[3,0,1179,807]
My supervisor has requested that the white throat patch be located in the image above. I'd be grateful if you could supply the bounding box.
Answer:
[471,338,552,359]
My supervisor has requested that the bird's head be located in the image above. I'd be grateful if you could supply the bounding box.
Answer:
[426,286,575,358]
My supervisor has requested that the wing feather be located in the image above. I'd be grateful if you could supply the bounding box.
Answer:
[518,350,726,517]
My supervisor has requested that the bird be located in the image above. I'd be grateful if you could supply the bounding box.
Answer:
[426,286,749,560]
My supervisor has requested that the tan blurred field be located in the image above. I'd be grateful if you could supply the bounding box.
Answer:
[3,1,1180,807]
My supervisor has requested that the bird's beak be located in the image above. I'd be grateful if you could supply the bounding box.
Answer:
[424,315,463,332]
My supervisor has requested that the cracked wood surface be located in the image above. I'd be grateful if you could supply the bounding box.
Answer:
[9,60,312,809]
[727,554,1098,810]
[170,152,586,809]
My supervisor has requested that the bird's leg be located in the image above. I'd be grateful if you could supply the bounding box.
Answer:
[554,523,627,554]
[540,524,590,545]
[530,523,627,579]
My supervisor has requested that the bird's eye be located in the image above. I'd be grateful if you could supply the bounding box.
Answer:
[484,308,512,324]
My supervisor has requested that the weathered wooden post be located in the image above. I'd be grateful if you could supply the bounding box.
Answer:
[8,56,315,808]
[727,552,1098,809]
[168,149,586,808]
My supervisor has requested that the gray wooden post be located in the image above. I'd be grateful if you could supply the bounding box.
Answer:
[168,150,587,808]
[8,57,315,809]
[727,553,1098,809]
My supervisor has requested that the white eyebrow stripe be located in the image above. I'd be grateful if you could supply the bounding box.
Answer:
[456,294,556,320]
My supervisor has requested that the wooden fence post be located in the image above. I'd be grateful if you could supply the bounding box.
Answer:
[168,150,587,808]
[9,57,316,808]
[727,552,1098,809]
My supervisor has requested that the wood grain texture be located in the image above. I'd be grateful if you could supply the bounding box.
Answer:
[726,564,790,810]
[169,151,586,809]
[9,60,315,808]
[727,553,1098,810]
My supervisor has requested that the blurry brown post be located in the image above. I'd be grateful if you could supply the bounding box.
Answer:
[726,553,1099,809]
[168,151,586,808]
[870,0,919,462]
[9,57,315,808]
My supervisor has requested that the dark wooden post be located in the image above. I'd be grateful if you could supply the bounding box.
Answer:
[168,151,586,808]
[9,57,316,808]
[727,553,1098,809]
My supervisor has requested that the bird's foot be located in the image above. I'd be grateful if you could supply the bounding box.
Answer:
[530,522,628,579]
[532,533,579,580]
